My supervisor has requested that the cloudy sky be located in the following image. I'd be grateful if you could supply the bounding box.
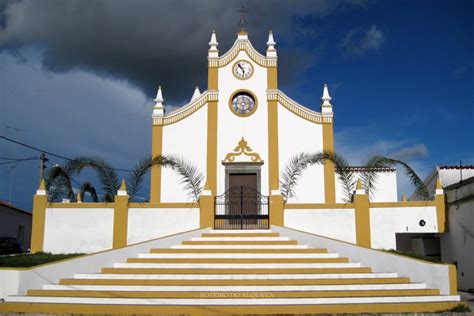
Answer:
[0,0,473,210]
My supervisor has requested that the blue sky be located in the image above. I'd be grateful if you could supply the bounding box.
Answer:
[0,0,473,210]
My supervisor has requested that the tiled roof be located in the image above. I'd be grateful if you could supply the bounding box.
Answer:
[0,200,31,216]
[336,166,396,172]
[439,165,474,169]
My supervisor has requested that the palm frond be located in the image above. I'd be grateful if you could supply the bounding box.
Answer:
[80,181,98,202]
[360,156,388,200]
[325,152,356,202]
[280,153,312,201]
[127,155,174,200]
[167,155,204,202]
[368,156,429,200]
[64,156,120,202]
[45,165,74,202]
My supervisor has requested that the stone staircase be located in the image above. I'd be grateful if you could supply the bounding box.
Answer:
[2,229,460,314]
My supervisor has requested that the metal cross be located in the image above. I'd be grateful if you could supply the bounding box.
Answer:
[237,6,248,31]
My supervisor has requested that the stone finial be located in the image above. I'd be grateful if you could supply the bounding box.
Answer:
[355,179,365,195]
[190,86,201,102]
[153,86,165,117]
[76,192,82,203]
[266,30,277,57]
[208,30,219,58]
[321,83,333,112]
[36,179,47,195]
[402,194,407,202]
[117,179,128,196]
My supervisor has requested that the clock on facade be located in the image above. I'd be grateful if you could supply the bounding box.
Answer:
[229,91,257,117]
[233,60,253,79]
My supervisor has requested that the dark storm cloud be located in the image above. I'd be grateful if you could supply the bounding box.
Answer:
[0,0,368,103]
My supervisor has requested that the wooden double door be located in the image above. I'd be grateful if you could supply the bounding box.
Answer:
[214,173,269,229]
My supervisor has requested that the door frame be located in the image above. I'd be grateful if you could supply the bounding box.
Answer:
[223,162,263,194]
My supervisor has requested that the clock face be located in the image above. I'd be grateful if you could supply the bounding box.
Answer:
[231,92,256,116]
[233,60,253,79]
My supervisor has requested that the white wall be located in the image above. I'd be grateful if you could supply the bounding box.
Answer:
[284,208,356,243]
[370,206,439,250]
[440,179,474,291]
[278,106,325,203]
[127,208,200,244]
[335,171,397,203]
[161,104,208,202]
[217,50,269,196]
[43,208,114,254]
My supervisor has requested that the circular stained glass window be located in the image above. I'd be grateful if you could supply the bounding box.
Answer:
[230,91,257,117]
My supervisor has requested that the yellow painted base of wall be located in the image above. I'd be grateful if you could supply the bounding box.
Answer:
[0,301,461,315]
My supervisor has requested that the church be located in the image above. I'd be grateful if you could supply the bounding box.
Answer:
[0,27,462,314]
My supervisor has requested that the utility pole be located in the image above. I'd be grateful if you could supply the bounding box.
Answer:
[39,152,49,183]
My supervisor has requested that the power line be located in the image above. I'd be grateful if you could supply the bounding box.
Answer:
[0,135,133,172]
[0,157,38,166]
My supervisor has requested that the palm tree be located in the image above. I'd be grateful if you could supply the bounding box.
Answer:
[45,164,74,202]
[280,151,429,202]
[128,155,204,202]
[63,156,120,202]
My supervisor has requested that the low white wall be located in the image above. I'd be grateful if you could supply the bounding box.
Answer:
[273,225,455,296]
[0,228,209,300]
[127,208,200,244]
[43,208,114,254]
[370,206,438,250]
[284,208,356,243]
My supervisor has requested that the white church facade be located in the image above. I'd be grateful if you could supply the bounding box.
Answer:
[26,29,448,253]
[0,28,461,315]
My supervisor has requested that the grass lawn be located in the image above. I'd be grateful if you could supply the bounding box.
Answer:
[384,249,442,263]
[0,252,84,268]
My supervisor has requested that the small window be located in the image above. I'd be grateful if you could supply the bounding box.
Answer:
[17,225,25,244]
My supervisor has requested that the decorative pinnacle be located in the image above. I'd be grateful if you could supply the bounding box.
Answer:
[402,194,407,202]
[356,179,363,190]
[190,86,201,102]
[76,192,82,203]
[154,86,164,108]
[209,30,218,48]
[267,30,276,47]
[321,83,332,107]
[38,179,46,190]
[119,179,127,191]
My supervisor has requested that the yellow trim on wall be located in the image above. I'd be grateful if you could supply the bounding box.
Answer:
[370,201,436,208]
[354,191,371,248]
[112,194,129,249]
[48,202,114,208]
[435,193,446,233]
[30,194,47,253]
[129,202,199,208]
[267,67,278,90]
[449,264,458,295]
[199,194,214,228]
[323,123,336,203]
[205,100,218,194]
[150,125,163,203]
[208,67,218,90]
[228,89,258,117]
[268,100,279,191]
[285,203,354,209]
[223,137,263,163]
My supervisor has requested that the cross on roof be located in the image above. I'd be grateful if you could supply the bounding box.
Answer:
[237,6,248,31]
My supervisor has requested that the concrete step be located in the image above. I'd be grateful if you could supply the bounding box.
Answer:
[171,244,307,249]
[27,288,441,298]
[137,252,339,259]
[181,240,299,245]
[151,247,324,253]
[112,262,362,269]
[101,267,373,274]
[126,257,349,264]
